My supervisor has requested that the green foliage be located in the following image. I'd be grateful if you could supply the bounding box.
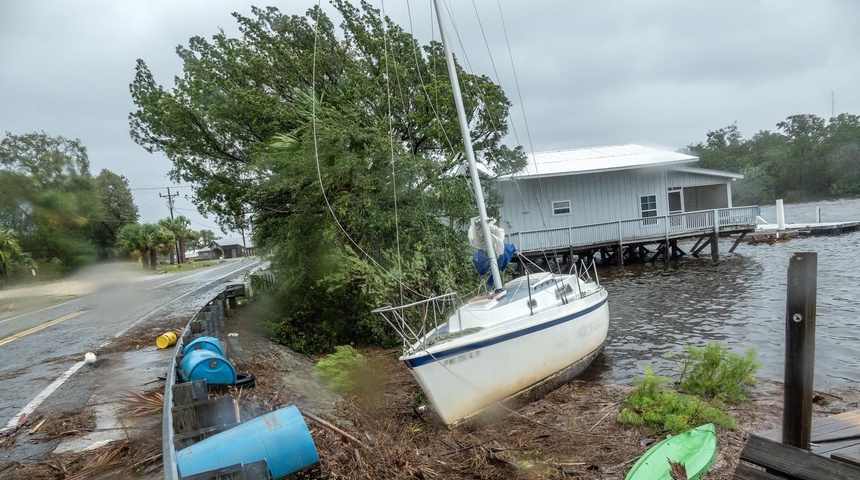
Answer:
[116,222,175,270]
[90,169,139,259]
[0,229,23,279]
[689,113,860,203]
[0,132,140,273]
[618,366,738,434]
[677,343,760,402]
[314,345,370,395]
[619,343,759,434]
[129,3,518,353]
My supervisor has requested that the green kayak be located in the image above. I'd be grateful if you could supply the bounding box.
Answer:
[625,423,718,480]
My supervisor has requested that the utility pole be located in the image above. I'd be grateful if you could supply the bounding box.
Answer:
[160,188,181,263]
[160,188,178,220]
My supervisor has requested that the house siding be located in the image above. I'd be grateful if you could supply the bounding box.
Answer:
[498,168,669,234]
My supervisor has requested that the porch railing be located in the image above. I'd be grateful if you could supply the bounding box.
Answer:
[507,206,758,254]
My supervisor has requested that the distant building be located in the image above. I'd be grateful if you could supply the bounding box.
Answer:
[197,237,255,260]
[494,144,756,262]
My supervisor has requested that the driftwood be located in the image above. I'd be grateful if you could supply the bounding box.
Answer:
[302,411,369,450]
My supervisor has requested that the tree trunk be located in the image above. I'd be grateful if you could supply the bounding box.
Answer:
[140,252,148,270]
[178,239,186,264]
[149,249,158,270]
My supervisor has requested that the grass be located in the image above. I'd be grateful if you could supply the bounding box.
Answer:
[157,260,222,274]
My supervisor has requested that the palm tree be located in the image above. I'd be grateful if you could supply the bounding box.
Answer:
[0,229,23,279]
[158,216,191,264]
[151,224,176,268]
[116,223,150,270]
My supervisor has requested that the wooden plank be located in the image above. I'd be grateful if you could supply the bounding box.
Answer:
[811,411,860,441]
[173,423,239,450]
[832,449,860,468]
[814,438,860,455]
[733,462,789,480]
[173,380,208,406]
[783,252,817,450]
[759,410,860,442]
[172,396,239,434]
[741,434,860,480]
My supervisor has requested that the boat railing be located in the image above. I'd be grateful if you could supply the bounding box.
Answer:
[372,292,462,351]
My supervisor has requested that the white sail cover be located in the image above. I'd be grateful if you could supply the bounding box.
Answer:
[468,216,505,256]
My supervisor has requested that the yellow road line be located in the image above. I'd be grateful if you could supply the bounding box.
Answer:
[0,310,88,347]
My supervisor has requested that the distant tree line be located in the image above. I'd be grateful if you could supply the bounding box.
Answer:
[688,113,860,205]
[0,131,219,283]
[0,131,140,281]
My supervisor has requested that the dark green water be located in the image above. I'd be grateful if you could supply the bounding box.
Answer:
[590,198,860,389]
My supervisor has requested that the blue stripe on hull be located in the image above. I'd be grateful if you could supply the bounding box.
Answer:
[405,296,607,368]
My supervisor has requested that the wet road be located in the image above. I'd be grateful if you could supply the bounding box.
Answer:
[0,258,261,429]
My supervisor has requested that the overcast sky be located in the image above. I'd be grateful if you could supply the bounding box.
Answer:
[2,1,858,229]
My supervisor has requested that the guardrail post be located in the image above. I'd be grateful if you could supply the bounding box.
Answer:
[783,252,817,450]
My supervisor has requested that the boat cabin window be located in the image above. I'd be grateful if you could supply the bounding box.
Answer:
[552,200,571,216]
[640,194,657,225]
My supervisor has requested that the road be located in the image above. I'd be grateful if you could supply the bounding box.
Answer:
[0,258,261,434]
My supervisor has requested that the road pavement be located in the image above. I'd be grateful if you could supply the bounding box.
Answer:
[0,258,262,435]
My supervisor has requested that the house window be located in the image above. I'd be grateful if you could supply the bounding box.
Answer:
[640,194,657,225]
[552,200,571,216]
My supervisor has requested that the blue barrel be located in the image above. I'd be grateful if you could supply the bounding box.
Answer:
[178,350,236,385]
[183,336,225,356]
[176,405,319,478]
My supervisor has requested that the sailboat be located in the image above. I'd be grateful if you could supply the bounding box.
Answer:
[372,0,610,428]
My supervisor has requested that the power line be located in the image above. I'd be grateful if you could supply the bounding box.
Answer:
[129,185,192,191]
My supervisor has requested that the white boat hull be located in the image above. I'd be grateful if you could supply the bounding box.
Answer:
[401,282,609,427]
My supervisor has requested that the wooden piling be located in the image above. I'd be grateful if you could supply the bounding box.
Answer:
[782,252,817,450]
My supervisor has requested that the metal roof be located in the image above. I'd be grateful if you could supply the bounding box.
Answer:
[498,144,698,181]
[671,165,743,179]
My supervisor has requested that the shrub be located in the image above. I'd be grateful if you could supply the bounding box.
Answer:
[617,341,760,436]
[618,366,738,434]
[314,345,370,395]
[677,342,760,402]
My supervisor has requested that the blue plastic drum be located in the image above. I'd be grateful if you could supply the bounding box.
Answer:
[183,336,225,356]
[176,405,319,478]
[178,349,236,385]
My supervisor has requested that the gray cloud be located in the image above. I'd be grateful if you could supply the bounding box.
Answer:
[2,1,858,227]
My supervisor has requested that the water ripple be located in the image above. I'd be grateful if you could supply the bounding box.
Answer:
[592,200,860,389]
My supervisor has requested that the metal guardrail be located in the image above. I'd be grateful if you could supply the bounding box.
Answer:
[162,286,242,480]
[508,206,759,253]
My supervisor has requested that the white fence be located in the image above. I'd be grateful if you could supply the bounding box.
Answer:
[508,206,758,254]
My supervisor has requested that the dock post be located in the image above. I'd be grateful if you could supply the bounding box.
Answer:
[617,221,623,267]
[776,199,786,231]
[782,252,817,450]
[711,209,720,260]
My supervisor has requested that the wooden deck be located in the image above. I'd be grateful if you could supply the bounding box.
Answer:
[754,220,860,239]
[757,409,860,466]
[736,409,860,478]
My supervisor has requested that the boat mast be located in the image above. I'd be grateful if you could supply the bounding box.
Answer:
[432,0,504,290]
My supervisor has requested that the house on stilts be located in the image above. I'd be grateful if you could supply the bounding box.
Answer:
[494,144,758,269]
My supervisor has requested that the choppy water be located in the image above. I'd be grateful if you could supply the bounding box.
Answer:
[590,198,860,389]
